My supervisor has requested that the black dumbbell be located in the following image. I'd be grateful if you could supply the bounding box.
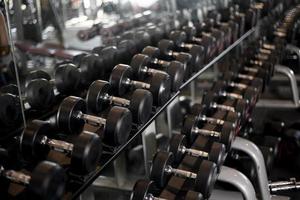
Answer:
[86,80,153,125]
[26,63,81,95]
[202,91,247,120]
[131,179,203,200]
[158,39,193,79]
[117,39,138,64]
[0,161,65,199]
[92,45,119,73]
[72,53,104,86]
[150,151,217,198]
[211,80,257,106]
[131,52,184,91]
[21,120,101,174]
[223,71,265,92]
[109,64,171,106]
[122,30,151,52]
[169,134,225,169]
[0,85,22,127]
[182,115,235,150]
[190,104,239,128]
[57,96,132,145]
[168,30,205,72]
[181,26,216,63]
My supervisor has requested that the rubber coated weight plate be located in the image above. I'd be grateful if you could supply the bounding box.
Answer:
[166,61,185,91]
[26,79,54,110]
[0,94,21,127]
[150,151,174,188]
[29,161,65,200]
[131,180,156,200]
[195,160,217,198]
[190,45,205,72]
[148,72,171,106]
[220,122,235,150]
[169,134,187,163]
[54,63,81,94]
[78,54,98,85]
[86,80,111,113]
[25,70,51,87]
[0,84,19,95]
[169,31,187,47]
[109,64,132,96]
[208,142,226,170]
[158,39,174,55]
[57,96,86,135]
[21,121,51,160]
[105,106,132,146]
[130,54,149,80]
[129,89,153,125]
[182,115,198,145]
[142,46,160,58]
[71,132,102,174]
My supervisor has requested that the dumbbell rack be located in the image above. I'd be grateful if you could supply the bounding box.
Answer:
[68,28,256,199]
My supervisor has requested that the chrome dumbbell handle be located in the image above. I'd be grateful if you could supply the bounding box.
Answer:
[76,111,106,127]
[0,166,30,185]
[164,165,197,179]
[40,136,74,154]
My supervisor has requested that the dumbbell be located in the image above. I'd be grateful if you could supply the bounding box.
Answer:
[190,103,240,129]
[131,52,184,91]
[131,179,203,200]
[0,85,22,127]
[86,80,153,125]
[109,64,171,106]
[150,151,217,198]
[202,90,247,121]
[0,161,65,199]
[182,115,235,150]
[57,96,132,146]
[6,78,54,110]
[181,26,215,63]
[121,30,151,52]
[168,30,205,72]
[72,53,104,86]
[158,39,193,79]
[223,70,265,92]
[26,63,81,95]
[211,80,258,106]
[169,134,225,170]
[92,45,119,73]
[117,39,138,64]
[21,120,101,174]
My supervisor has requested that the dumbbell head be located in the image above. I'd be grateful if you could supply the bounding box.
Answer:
[109,64,133,96]
[182,26,197,41]
[130,54,152,80]
[150,151,217,197]
[71,132,102,174]
[73,54,101,85]
[25,70,51,86]
[117,39,137,63]
[94,46,118,72]
[104,106,132,145]
[54,63,81,94]
[128,89,153,124]
[86,80,112,113]
[130,180,158,200]
[29,161,65,199]
[57,96,86,135]
[142,46,185,91]
[0,93,22,127]
[26,79,54,110]
[147,72,171,106]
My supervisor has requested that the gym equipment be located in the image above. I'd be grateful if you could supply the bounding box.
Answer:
[169,134,225,169]
[86,80,153,125]
[21,120,101,174]
[109,64,171,106]
[0,161,65,200]
[57,96,132,145]
[150,151,217,198]
[131,53,184,91]
[182,115,235,149]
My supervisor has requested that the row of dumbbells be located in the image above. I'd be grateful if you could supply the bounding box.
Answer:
[130,22,287,199]
[0,1,287,199]
[0,0,261,133]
